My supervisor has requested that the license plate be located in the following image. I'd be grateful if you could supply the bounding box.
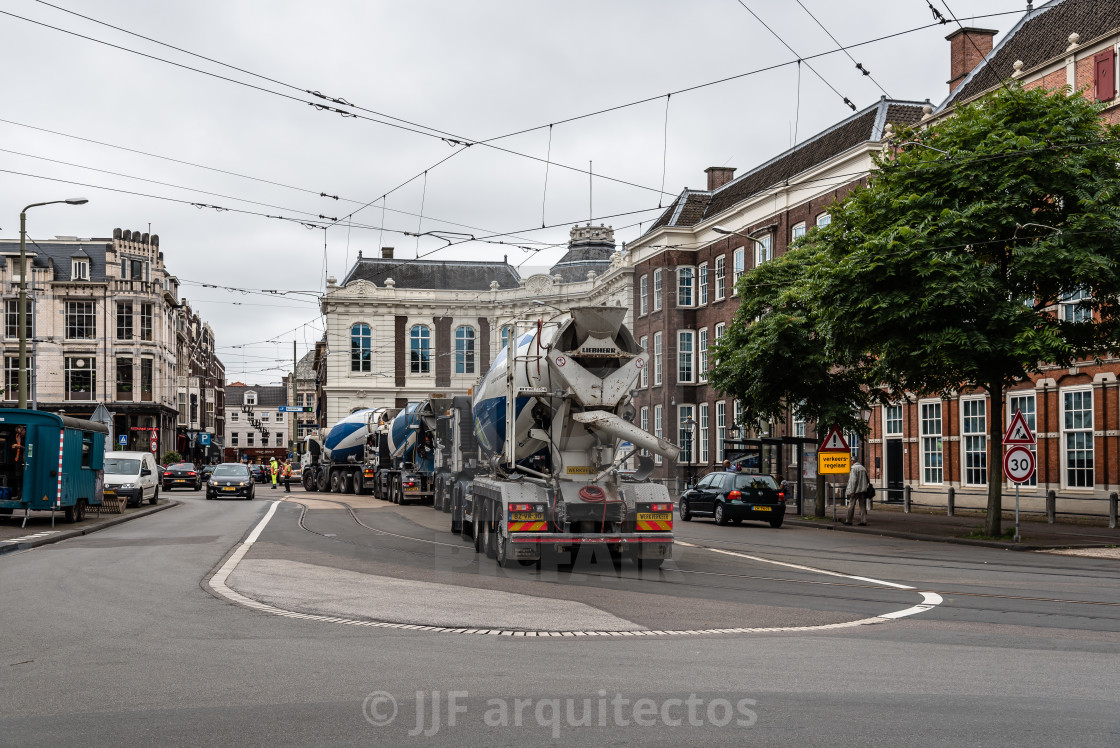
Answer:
[637,513,671,521]
[752,506,772,512]
[174,479,188,483]
[404,486,419,493]
[510,512,544,521]
[223,487,236,492]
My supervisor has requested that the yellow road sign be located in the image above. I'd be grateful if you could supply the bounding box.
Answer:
[818,452,850,474]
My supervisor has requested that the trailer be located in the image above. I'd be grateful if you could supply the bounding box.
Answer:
[0,408,108,526]
[444,306,680,568]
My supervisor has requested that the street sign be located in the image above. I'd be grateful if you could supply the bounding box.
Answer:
[198,433,211,446]
[818,451,850,474]
[1003,445,1036,484]
[1002,409,1036,445]
[278,406,313,413]
[819,425,850,452]
[117,435,128,446]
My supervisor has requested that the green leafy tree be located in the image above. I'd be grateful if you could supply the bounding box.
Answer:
[161,450,182,465]
[711,85,1120,534]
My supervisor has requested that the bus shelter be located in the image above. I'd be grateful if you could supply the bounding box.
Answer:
[723,436,818,515]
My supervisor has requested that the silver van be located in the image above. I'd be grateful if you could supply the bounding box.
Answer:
[104,451,160,508]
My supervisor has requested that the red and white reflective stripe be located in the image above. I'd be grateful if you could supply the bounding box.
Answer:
[56,430,65,506]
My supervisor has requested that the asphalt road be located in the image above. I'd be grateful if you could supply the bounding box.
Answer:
[1,484,1118,747]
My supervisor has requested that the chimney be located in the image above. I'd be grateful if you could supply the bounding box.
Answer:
[705,166,736,191]
[381,247,394,259]
[947,27,998,92]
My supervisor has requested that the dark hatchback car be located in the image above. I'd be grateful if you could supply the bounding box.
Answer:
[206,463,255,500]
[248,464,268,483]
[678,471,786,528]
[162,462,202,491]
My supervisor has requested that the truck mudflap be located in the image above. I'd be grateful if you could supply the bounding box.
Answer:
[508,532,673,545]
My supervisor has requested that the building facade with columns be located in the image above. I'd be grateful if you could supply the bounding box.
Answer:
[316,225,632,428]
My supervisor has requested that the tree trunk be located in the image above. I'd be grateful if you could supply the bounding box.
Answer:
[985,382,1004,537]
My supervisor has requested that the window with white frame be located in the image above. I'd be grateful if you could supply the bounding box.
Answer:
[653,332,662,386]
[653,269,663,311]
[712,322,725,367]
[640,407,650,456]
[410,325,431,374]
[261,412,269,422]
[920,401,943,484]
[1060,288,1091,323]
[678,267,694,307]
[638,336,649,388]
[698,263,708,306]
[732,248,745,293]
[678,331,694,383]
[455,326,476,374]
[5,299,32,339]
[350,323,372,372]
[698,327,708,380]
[792,222,806,241]
[885,404,903,436]
[231,432,239,447]
[714,256,726,301]
[754,235,772,267]
[1062,388,1093,488]
[245,391,257,406]
[275,432,284,447]
[500,325,514,352]
[793,404,806,437]
[65,356,95,401]
[1008,392,1037,487]
[678,404,695,464]
[654,405,663,465]
[715,401,726,462]
[4,356,32,399]
[247,432,255,447]
[231,412,239,423]
[639,275,648,316]
[733,400,744,435]
[816,212,831,228]
[178,392,187,426]
[962,398,987,486]
[71,258,90,281]
[65,301,95,339]
[698,403,709,464]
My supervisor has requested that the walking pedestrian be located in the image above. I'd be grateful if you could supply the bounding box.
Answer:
[269,456,279,490]
[282,459,292,493]
[843,461,871,525]
[723,459,735,472]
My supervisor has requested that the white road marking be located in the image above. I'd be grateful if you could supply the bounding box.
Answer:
[208,501,943,635]
[1,531,60,545]
[703,547,915,590]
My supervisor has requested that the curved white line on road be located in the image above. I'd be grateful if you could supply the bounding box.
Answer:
[208,501,943,636]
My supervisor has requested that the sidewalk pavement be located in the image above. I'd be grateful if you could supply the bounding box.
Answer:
[786,501,1119,551]
[0,500,178,555]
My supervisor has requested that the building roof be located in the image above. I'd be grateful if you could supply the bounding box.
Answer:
[294,350,316,382]
[548,223,617,282]
[341,255,521,290]
[943,0,1120,108]
[0,239,107,281]
[645,98,927,233]
[225,384,288,408]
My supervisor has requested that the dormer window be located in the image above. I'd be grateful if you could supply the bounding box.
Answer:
[72,259,90,281]
[245,391,257,406]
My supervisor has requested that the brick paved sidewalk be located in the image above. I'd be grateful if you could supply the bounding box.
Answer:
[786,502,1119,550]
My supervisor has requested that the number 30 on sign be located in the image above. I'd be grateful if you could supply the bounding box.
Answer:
[1003,445,1036,484]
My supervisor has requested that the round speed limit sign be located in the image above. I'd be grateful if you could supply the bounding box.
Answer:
[1003,445,1036,484]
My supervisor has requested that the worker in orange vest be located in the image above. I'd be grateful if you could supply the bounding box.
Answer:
[282,459,292,493]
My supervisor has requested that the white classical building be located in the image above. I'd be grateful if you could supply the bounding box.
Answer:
[317,224,633,427]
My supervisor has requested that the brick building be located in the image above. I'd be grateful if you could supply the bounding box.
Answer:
[627,97,928,490]
[861,0,1120,515]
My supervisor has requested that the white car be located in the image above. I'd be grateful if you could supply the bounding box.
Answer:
[104,451,160,508]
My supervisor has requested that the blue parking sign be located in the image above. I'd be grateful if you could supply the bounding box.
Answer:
[198,433,211,446]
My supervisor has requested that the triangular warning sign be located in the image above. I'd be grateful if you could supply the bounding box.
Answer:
[1002,409,1036,445]
[819,425,850,452]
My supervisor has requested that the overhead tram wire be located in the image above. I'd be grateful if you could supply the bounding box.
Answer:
[794,0,891,98]
[11,4,1028,223]
[733,0,857,111]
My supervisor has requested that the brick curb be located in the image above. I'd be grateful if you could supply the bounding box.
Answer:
[783,517,1115,551]
[0,500,181,556]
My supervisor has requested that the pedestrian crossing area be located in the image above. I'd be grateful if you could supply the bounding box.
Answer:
[0,530,60,546]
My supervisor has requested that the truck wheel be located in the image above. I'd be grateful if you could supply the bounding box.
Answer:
[342,472,354,494]
[494,529,515,568]
[353,472,364,495]
[303,473,314,492]
[473,514,484,554]
[484,513,497,560]
[330,471,341,493]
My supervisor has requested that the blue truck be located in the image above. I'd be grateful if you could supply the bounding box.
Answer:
[0,409,108,525]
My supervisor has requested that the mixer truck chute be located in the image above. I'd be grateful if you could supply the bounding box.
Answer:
[446,305,679,569]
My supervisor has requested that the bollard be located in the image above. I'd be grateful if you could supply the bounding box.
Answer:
[1110,492,1117,530]
[1046,489,1056,525]
[904,485,912,513]
[947,487,955,517]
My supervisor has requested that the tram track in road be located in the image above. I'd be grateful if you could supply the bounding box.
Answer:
[285,495,1120,621]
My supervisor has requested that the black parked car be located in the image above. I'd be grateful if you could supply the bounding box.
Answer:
[162,462,202,491]
[200,464,219,483]
[206,463,255,500]
[678,471,786,528]
[248,464,268,483]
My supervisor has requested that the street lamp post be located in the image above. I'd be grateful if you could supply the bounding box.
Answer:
[682,416,697,489]
[18,198,88,409]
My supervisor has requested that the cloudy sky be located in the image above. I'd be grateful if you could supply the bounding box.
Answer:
[0,0,1026,384]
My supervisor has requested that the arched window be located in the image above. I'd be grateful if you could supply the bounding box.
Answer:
[455,326,475,374]
[410,325,431,374]
[500,325,513,352]
[350,323,371,372]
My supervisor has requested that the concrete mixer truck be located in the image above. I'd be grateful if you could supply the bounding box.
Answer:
[301,407,394,494]
[444,305,680,568]
[371,399,446,505]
